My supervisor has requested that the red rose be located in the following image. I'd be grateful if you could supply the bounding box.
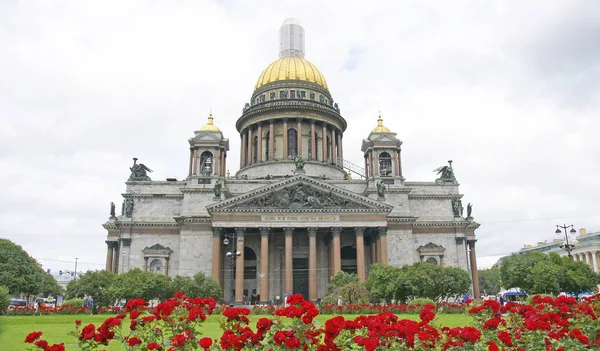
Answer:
[128,336,142,347]
[46,343,65,351]
[147,341,163,350]
[199,337,213,349]
[34,339,48,348]
[24,331,43,343]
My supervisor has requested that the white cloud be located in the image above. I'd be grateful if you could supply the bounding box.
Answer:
[1,0,599,273]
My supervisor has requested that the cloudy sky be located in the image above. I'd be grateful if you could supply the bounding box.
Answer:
[1,0,599,275]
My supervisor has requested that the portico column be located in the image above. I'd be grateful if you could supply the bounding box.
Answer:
[310,121,316,160]
[241,132,247,167]
[284,228,294,293]
[588,252,596,271]
[370,235,378,264]
[235,228,246,303]
[283,119,288,159]
[105,241,114,272]
[332,228,342,274]
[308,227,318,301]
[259,228,270,303]
[211,228,221,284]
[112,245,119,273]
[355,227,366,282]
[257,123,263,162]
[595,251,600,273]
[321,123,327,162]
[247,128,252,165]
[378,227,388,265]
[188,148,194,176]
[468,239,481,298]
[297,119,303,156]
[269,121,275,160]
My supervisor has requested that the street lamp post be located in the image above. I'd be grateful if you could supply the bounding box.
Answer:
[74,258,79,280]
[223,233,241,306]
[555,224,577,258]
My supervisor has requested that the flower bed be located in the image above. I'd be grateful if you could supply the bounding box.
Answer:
[24,293,600,350]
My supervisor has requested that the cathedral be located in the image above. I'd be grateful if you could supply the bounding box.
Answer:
[103,19,481,304]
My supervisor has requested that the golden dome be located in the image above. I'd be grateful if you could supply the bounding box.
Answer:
[199,113,221,132]
[255,56,328,90]
[372,115,391,133]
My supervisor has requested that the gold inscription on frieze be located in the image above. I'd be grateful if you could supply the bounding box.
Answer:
[261,215,339,222]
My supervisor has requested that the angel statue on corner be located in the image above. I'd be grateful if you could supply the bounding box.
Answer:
[128,157,153,181]
[433,160,456,183]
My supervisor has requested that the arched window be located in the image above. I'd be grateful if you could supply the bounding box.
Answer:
[149,259,163,273]
[244,247,257,279]
[379,152,392,176]
[199,151,213,177]
[288,129,297,158]
[252,136,258,163]
[326,136,332,161]
[426,257,438,265]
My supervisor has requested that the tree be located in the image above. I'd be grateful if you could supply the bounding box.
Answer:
[500,251,548,292]
[40,272,63,297]
[478,268,502,295]
[531,261,561,295]
[403,262,441,301]
[558,256,599,295]
[171,273,222,301]
[107,268,172,301]
[66,270,116,307]
[322,271,361,305]
[337,282,369,305]
[0,239,44,296]
[365,264,401,303]
[435,266,471,301]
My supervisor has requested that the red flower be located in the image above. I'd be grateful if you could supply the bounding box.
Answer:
[147,341,163,350]
[497,330,513,347]
[199,337,213,349]
[24,331,43,343]
[128,336,142,347]
[285,336,301,349]
[34,339,48,348]
[75,320,82,326]
[46,343,65,351]
[171,333,187,347]
[487,341,499,351]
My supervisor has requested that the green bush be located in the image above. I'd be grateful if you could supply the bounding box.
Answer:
[525,294,554,305]
[409,298,436,306]
[0,285,9,313]
[62,298,84,308]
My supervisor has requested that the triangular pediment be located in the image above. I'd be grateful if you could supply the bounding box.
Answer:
[190,131,224,142]
[368,133,401,143]
[207,175,392,213]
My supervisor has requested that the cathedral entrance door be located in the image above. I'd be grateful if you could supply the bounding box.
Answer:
[292,257,309,300]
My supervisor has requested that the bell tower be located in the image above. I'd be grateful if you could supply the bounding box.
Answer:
[361,114,404,183]
[187,113,229,179]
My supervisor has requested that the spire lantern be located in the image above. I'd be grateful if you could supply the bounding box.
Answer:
[199,112,221,132]
[371,113,391,133]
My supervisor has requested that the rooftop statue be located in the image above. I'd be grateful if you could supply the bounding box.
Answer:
[433,160,456,183]
[376,180,386,199]
[128,158,153,181]
[213,179,222,199]
[294,155,305,170]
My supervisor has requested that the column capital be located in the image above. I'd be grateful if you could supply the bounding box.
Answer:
[270,119,275,125]
[212,227,221,237]
[355,227,366,236]
[235,227,246,238]
[297,117,303,123]
[259,227,270,237]
[284,227,294,236]
[455,237,465,245]
[331,227,342,237]
[377,227,387,237]
[120,238,131,247]
[310,119,316,125]
[467,239,477,248]
[307,227,318,237]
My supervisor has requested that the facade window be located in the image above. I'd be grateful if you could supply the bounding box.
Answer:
[149,259,163,273]
[269,91,276,100]
[426,257,438,265]
[259,94,266,103]
[252,136,258,162]
[379,152,392,176]
[288,129,298,158]
[279,90,288,99]
[319,95,324,103]
[326,136,331,161]
[199,151,213,176]
[299,90,306,99]
[290,90,296,99]
[310,92,315,100]
[244,247,257,280]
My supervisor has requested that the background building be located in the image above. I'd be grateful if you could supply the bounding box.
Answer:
[103,19,481,303]
[516,228,600,273]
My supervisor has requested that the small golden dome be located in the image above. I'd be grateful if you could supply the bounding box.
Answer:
[199,113,221,132]
[255,56,328,90]
[372,114,391,133]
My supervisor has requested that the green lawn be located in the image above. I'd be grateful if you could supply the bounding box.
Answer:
[0,313,472,351]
